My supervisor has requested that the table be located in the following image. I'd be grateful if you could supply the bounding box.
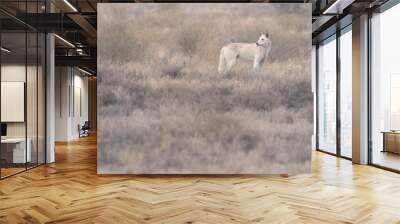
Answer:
[381,131,400,154]
[1,138,31,163]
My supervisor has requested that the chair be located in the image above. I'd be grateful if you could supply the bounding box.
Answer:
[79,121,90,138]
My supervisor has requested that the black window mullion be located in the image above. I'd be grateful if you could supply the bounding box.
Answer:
[44,31,47,164]
[36,0,39,167]
[25,0,28,171]
[367,11,373,165]
[316,45,320,151]
[336,28,341,157]
[0,22,2,179]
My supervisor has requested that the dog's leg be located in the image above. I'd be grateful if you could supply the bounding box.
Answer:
[226,55,237,74]
[253,60,261,75]
[218,48,227,75]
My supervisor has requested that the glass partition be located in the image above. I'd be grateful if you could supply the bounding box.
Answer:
[27,31,38,169]
[26,0,44,170]
[317,35,337,154]
[339,27,352,158]
[1,31,28,177]
[0,2,46,179]
[371,3,400,171]
[38,32,45,165]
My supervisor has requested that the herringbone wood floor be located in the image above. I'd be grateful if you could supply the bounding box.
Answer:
[1,135,400,224]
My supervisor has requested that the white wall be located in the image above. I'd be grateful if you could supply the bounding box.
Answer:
[55,67,89,141]
[1,65,25,81]
[71,73,89,138]
[55,67,70,141]
[1,65,27,140]
[1,65,37,138]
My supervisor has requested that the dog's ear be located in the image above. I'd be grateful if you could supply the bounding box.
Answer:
[265,32,269,38]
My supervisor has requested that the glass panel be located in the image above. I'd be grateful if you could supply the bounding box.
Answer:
[1,31,27,177]
[26,0,39,169]
[371,4,400,171]
[318,36,337,154]
[0,1,46,179]
[38,33,45,165]
[340,28,352,158]
[27,31,38,169]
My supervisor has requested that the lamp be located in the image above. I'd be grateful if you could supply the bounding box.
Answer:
[78,67,93,76]
[1,47,11,53]
[63,0,78,12]
[54,34,75,48]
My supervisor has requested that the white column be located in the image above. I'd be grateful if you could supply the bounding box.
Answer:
[352,14,369,164]
[46,1,55,163]
[46,33,55,163]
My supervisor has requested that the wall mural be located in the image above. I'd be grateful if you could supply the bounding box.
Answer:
[98,3,312,174]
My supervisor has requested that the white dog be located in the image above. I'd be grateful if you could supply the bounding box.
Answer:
[218,33,271,75]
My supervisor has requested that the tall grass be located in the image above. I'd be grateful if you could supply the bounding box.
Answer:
[98,3,312,174]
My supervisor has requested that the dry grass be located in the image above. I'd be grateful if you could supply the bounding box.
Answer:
[97,3,312,174]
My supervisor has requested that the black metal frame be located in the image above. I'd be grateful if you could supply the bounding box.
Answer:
[315,44,319,152]
[316,0,400,173]
[367,10,373,166]
[0,16,2,179]
[336,21,341,157]
[0,0,47,180]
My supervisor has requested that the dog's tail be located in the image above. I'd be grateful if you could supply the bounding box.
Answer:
[218,48,226,74]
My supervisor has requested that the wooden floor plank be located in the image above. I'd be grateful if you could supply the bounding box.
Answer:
[0,135,400,223]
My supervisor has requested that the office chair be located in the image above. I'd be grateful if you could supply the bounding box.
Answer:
[79,121,90,138]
